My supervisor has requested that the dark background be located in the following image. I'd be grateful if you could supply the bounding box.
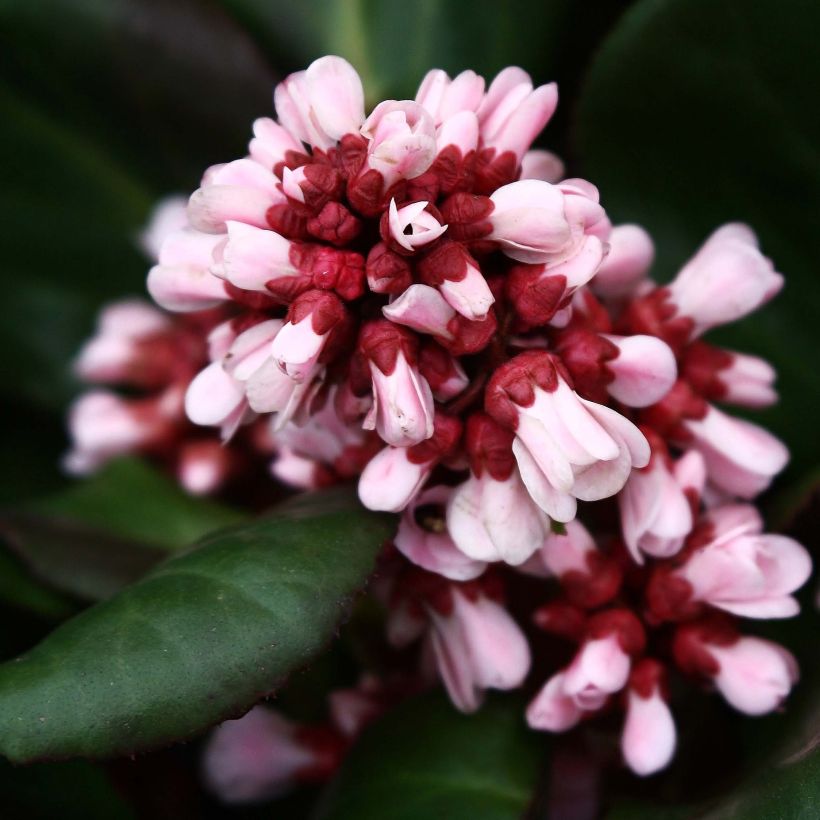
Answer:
[0,0,818,816]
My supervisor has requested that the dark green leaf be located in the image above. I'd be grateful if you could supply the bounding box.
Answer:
[0,79,152,411]
[0,517,167,604]
[0,549,77,621]
[0,758,134,820]
[219,0,572,102]
[577,0,820,481]
[0,0,276,414]
[0,458,241,607]
[698,749,820,820]
[19,458,244,553]
[316,693,544,820]
[0,487,393,762]
[0,0,275,189]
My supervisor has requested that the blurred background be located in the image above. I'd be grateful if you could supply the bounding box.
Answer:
[1,0,818,816]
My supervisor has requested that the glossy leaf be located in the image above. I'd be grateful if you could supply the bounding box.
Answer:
[316,693,544,820]
[0,487,393,762]
[0,548,77,621]
[577,0,820,481]
[0,518,168,604]
[20,458,244,552]
[0,459,244,604]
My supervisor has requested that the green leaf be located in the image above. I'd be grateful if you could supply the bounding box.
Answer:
[0,458,242,607]
[19,458,244,553]
[0,518,168,605]
[316,693,544,820]
[0,487,393,762]
[0,758,134,820]
[0,79,152,412]
[699,750,820,820]
[0,0,276,189]
[0,549,77,622]
[0,0,276,415]
[577,0,820,481]
[219,0,572,102]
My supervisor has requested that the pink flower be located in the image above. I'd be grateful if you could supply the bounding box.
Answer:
[683,404,788,498]
[435,110,480,156]
[272,385,367,469]
[592,224,654,302]
[203,707,341,803]
[395,485,487,580]
[188,158,285,233]
[476,67,558,163]
[219,318,310,427]
[619,443,704,563]
[147,227,228,312]
[73,300,171,383]
[327,679,381,740]
[64,390,178,474]
[275,56,365,149]
[488,179,607,268]
[716,351,778,408]
[486,351,649,522]
[603,334,677,408]
[711,637,798,715]
[213,221,298,293]
[446,413,548,565]
[418,342,469,401]
[529,610,645,726]
[138,195,189,261]
[417,241,495,320]
[563,635,632,710]
[620,660,676,777]
[270,446,326,490]
[526,671,583,732]
[359,320,435,447]
[415,69,485,125]
[248,116,304,170]
[360,100,437,187]
[271,290,349,382]
[185,360,250,440]
[177,440,235,496]
[674,620,799,716]
[386,199,448,252]
[382,284,457,340]
[358,414,461,512]
[429,588,531,713]
[674,516,811,618]
[519,149,565,183]
[667,224,784,338]
[682,344,778,409]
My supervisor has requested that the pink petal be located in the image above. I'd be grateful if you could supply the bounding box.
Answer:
[520,149,565,183]
[395,485,487,581]
[305,56,365,140]
[184,362,246,426]
[526,672,583,732]
[513,436,578,523]
[358,446,429,512]
[604,334,677,408]
[621,690,676,776]
[453,591,531,690]
[712,638,797,716]
[446,472,548,565]
[217,221,295,292]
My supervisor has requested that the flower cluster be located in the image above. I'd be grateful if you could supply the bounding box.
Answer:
[68,56,811,789]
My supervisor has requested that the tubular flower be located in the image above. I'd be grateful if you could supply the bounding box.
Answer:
[69,56,809,786]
